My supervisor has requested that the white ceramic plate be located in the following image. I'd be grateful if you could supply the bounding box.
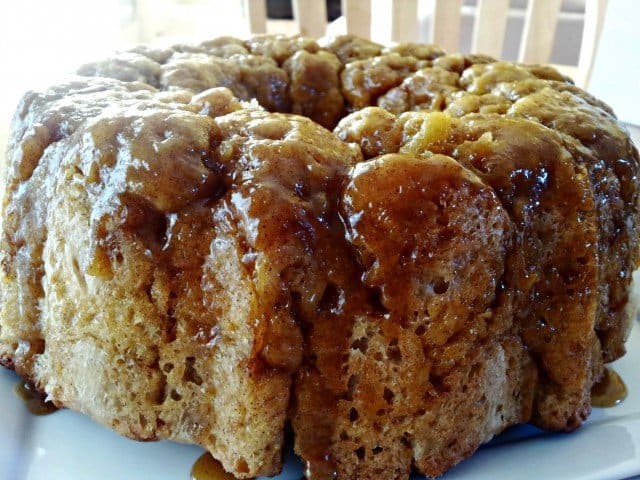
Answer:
[1,316,639,480]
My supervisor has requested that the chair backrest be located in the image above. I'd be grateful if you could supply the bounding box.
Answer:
[242,0,609,88]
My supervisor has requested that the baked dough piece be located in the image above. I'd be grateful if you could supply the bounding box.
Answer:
[0,77,361,478]
[292,152,535,478]
[336,110,601,431]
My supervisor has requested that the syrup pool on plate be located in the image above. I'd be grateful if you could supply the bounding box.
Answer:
[14,381,58,416]
[591,367,627,408]
[191,452,242,480]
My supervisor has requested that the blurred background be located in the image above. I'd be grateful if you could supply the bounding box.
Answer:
[0,0,637,154]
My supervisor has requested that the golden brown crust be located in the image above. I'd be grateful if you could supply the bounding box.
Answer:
[1,34,638,480]
[319,35,383,64]
[284,50,344,128]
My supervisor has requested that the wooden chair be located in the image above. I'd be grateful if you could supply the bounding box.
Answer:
[242,0,608,88]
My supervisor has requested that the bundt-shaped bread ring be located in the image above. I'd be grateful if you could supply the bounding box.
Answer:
[1,34,638,479]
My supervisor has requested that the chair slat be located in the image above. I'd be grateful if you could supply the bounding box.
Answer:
[243,0,267,34]
[389,0,418,42]
[472,0,510,57]
[343,0,372,38]
[518,0,562,64]
[134,0,163,43]
[292,0,328,37]
[576,0,608,88]
[432,0,463,52]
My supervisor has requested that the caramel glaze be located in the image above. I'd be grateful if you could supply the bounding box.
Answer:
[400,113,600,430]
[591,367,627,408]
[191,452,242,480]
[15,381,58,416]
[209,110,367,477]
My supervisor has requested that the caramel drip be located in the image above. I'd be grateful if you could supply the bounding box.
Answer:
[14,381,58,415]
[190,453,243,480]
[591,367,627,408]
